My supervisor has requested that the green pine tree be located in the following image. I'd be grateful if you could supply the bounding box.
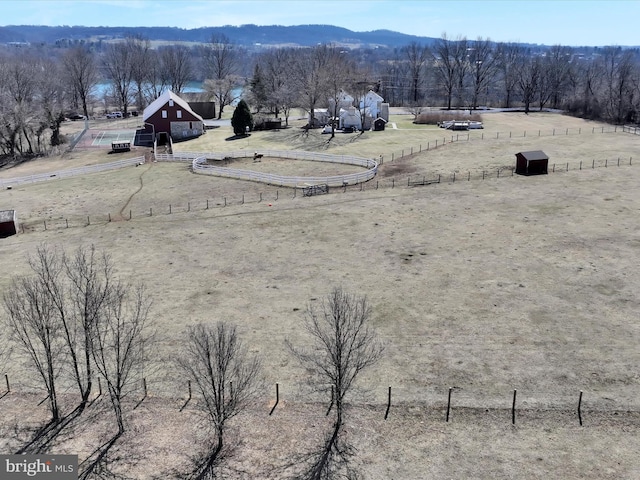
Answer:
[231,99,253,136]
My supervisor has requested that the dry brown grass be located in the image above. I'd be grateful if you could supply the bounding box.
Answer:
[0,111,639,479]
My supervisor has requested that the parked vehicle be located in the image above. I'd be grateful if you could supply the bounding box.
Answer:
[106,111,123,119]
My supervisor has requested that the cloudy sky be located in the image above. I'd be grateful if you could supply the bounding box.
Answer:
[1,0,637,47]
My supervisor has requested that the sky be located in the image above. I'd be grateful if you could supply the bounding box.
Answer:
[0,0,638,47]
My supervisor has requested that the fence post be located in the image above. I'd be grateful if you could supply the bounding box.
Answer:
[580,161,582,170]
[276,190,279,201]
[44,220,47,230]
[150,207,153,216]
[206,199,209,210]
[87,216,90,226]
[188,201,191,212]
[66,219,69,228]
[224,197,227,206]
[446,387,452,422]
[566,162,569,171]
[453,172,456,183]
[408,177,411,186]
[384,386,391,420]
[392,179,394,189]
[5,374,9,392]
[512,389,517,425]
[482,171,485,180]
[497,169,500,178]
[108,213,111,222]
[605,159,608,168]
[129,209,132,220]
[592,159,595,169]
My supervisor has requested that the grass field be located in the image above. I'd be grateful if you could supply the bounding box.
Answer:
[0,110,639,479]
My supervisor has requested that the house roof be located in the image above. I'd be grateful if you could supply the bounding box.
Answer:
[517,150,549,161]
[0,210,16,222]
[143,90,204,122]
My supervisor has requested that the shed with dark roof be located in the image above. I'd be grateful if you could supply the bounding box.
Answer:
[515,150,549,175]
[0,209,18,238]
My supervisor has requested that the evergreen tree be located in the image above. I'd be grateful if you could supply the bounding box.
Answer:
[231,99,253,136]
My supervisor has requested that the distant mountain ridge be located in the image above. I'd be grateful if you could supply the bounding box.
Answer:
[0,24,442,48]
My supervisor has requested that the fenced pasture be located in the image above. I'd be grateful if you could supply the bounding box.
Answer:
[1,111,639,479]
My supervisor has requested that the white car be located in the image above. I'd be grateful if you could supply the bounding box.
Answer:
[106,112,123,119]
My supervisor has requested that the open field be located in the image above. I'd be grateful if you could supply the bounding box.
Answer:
[0,111,639,478]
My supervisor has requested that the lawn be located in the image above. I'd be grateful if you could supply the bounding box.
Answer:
[0,110,639,479]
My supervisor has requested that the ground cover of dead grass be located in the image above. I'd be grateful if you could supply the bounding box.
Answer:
[0,111,639,478]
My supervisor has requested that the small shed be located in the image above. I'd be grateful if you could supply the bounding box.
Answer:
[0,209,18,238]
[373,117,387,131]
[515,150,549,175]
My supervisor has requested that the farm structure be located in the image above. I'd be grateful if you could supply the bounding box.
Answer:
[142,90,205,145]
[515,150,549,175]
[180,91,216,119]
[0,209,18,237]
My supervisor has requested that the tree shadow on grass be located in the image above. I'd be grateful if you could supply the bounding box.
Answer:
[225,134,251,141]
[16,397,109,455]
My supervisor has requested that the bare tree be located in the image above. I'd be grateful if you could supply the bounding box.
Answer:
[201,34,242,119]
[90,282,152,434]
[403,41,430,104]
[290,44,338,130]
[516,52,541,114]
[102,36,150,115]
[432,34,458,110]
[288,287,384,479]
[179,322,262,479]
[4,272,63,422]
[62,45,98,119]
[160,45,194,95]
[495,42,524,108]
[467,37,498,110]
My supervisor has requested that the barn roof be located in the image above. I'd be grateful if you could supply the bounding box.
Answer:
[517,150,549,161]
[0,210,16,222]
[143,90,204,122]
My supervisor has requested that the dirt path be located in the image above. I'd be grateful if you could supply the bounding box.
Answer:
[117,161,153,219]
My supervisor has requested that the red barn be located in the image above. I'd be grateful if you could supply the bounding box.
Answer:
[0,209,18,238]
[142,90,205,145]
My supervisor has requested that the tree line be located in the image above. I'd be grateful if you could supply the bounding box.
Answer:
[1,33,638,160]
[1,244,383,479]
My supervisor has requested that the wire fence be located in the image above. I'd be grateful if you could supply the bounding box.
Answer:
[11,153,636,235]
[377,124,632,164]
[1,372,637,427]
